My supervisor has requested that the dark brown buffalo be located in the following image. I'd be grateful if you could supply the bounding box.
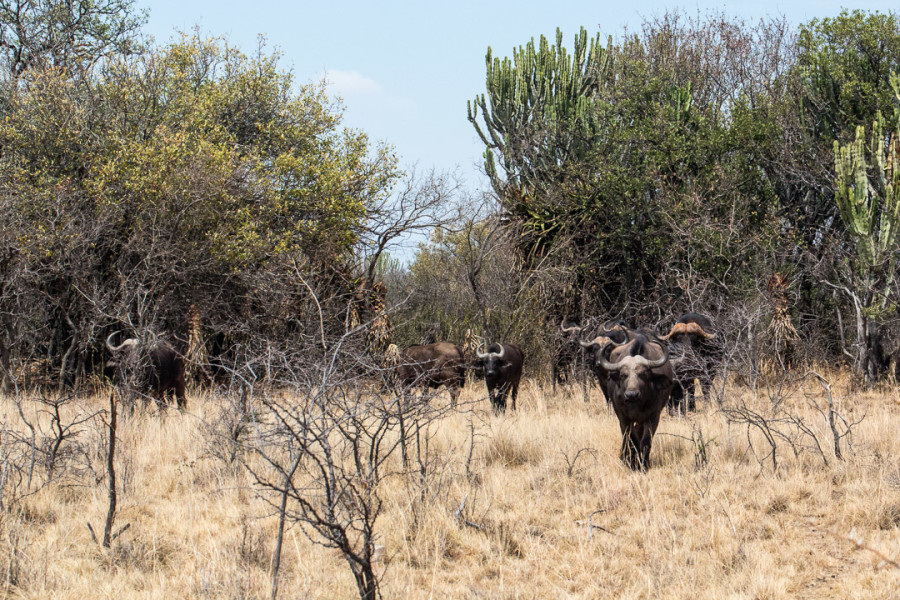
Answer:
[476,343,524,412]
[579,321,630,404]
[867,321,900,382]
[395,342,466,406]
[598,333,674,470]
[553,321,584,393]
[661,313,717,413]
[106,333,187,409]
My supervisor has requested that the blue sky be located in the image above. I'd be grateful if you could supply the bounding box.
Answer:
[141,0,894,191]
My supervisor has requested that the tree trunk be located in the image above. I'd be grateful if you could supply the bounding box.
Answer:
[102,391,118,548]
[849,289,872,385]
[349,559,378,600]
[0,328,11,393]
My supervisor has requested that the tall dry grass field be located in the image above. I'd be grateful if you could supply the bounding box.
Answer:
[1,374,899,599]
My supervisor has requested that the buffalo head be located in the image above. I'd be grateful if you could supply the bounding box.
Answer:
[476,343,507,379]
[599,336,670,405]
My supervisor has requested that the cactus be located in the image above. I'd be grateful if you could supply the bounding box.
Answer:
[670,82,693,124]
[833,73,900,382]
[467,27,609,197]
[834,109,900,296]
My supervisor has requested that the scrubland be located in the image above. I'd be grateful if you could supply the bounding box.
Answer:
[1,373,900,599]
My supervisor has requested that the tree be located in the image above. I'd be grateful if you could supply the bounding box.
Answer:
[771,10,900,262]
[798,10,900,145]
[0,33,403,386]
[831,79,900,382]
[0,0,146,79]
[466,16,783,322]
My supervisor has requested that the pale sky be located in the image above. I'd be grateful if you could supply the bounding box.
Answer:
[141,1,895,191]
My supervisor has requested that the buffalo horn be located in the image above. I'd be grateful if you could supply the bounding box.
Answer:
[580,335,611,349]
[560,320,582,334]
[696,324,716,339]
[106,331,133,353]
[599,355,623,371]
[106,330,125,352]
[661,321,717,340]
[600,340,669,371]
[637,341,669,369]
[478,343,506,360]
[659,323,679,341]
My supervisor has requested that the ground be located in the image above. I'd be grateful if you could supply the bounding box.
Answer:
[1,372,899,599]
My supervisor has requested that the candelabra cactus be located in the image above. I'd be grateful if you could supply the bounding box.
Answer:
[834,117,900,275]
[832,72,900,382]
[467,27,609,197]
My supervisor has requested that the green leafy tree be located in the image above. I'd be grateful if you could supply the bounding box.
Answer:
[774,10,900,257]
[799,10,900,144]
[467,19,780,324]
[0,33,401,382]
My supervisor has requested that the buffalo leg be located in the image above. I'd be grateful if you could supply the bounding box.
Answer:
[487,386,499,413]
[174,379,188,410]
[699,376,713,403]
[495,384,508,413]
[510,382,519,411]
[669,382,685,415]
[617,417,640,469]
[637,414,661,470]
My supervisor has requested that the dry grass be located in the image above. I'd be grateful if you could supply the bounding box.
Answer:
[2,373,900,599]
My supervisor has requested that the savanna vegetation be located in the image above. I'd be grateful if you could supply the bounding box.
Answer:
[1,3,900,598]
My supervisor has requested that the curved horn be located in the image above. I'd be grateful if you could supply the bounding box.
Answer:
[638,341,670,369]
[695,324,717,339]
[659,323,681,341]
[581,335,612,349]
[663,321,717,340]
[106,331,138,353]
[106,331,128,352]
[476,346,489,359]
[599,355,624,371]
[560,320,582,334]
[495,344,505,360]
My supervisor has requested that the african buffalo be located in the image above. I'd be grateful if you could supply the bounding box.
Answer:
[598,332,674,470]
[106,332,187,409]
[553,321,584,393]
[476,343,524,412]
[579,321,630,404]
[867,322,900,383]
[395,342,466,406]
[661,313,718,413]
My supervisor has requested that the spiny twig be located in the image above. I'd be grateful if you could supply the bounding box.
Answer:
[847,528,900,569]
[575,508,614,539]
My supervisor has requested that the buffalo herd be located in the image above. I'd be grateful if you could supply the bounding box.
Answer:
[101,311,719,469]
[393,312,720,470]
